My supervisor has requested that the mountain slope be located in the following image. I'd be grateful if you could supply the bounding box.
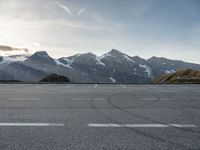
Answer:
[0,62,47,81]
[156,69,200,83]
[98,49,153,83]
[24,51,57,71]
[0,50,199,83]
[148,57,200,78]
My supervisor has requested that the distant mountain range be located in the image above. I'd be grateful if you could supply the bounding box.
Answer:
[0,49,199,83]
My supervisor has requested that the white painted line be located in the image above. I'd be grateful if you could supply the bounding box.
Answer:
[65,85,73,88]
[94,84,98,88]
[8,98,41,100]
[0,123,64,127]
[73,98,92,100]
[88,124,197,128]
[120,84,127,88]
[94,98,106,100]
[139,98,158,101]
[73,98,106,100]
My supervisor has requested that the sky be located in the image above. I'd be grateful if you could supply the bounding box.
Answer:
[0,0,200,63]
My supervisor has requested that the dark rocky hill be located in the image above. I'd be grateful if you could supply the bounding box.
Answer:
[40,73,70,83]
[155,69,200,84]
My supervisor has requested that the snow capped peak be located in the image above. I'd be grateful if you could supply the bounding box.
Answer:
[28,51,56,63]
[82,52,96,57]
[99,49,135,65]
[67,52,105,66]
[99,49,125,60]
[74,53,82,57]
[109,49,124,54]
[25,51,57,67]
[33,51,49,58]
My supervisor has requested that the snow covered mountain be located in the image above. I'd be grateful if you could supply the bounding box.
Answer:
[0,54,30,65]
[148,56,200,77]
[0,49,199,83]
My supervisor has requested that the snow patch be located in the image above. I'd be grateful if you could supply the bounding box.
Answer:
[165,70,175,74]
[109,77,116,83]
[99,53,112,59]
[0,55,29,65]
[124,55,135,63]
[95,56,105,66]
[139,64,152,77]
[54,59,74,69]
[74,53,82,57]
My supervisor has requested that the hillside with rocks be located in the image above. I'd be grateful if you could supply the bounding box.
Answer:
[0,49,200,83]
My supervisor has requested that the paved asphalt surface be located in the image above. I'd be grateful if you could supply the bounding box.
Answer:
[0,84,199,150]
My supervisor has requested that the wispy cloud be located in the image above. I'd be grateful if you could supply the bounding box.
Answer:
[131,5,150,17]
[0,45,29,53]
[55,1,86,17]
[55,1,73,17]
[77,8,85,16]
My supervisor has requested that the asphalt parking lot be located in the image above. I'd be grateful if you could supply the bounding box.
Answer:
[0,84,199,150]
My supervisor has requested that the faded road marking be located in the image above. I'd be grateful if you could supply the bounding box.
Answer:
[0,123,64,127]
[8,98,41,100]
[88,124,197,128]
[120,84,127,88]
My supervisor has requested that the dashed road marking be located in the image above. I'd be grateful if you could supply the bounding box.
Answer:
[88,124,197,128]
[120,84,127,88]
[0,123,64,127]
[65,85,73,88]
[94,84,98,88]
[73,98,106,100]
[8,98,41,100]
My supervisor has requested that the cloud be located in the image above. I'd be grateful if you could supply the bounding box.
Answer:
[55,1,73,17]
[131,5,149,17]
[32,42,41,47]
[0,45,29,53]
[55,1,86,17]
[77,8,85,16]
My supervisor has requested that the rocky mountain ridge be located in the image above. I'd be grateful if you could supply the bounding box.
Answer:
[0,49,199,83]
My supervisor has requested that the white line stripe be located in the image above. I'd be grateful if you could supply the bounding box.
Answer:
[73,98,106,100]
[88,124,197,128]
[0,123,64,127]
[94,84,98,88]
[65,85,72,88]
[8,98,41,100]
[120,84,127,88]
